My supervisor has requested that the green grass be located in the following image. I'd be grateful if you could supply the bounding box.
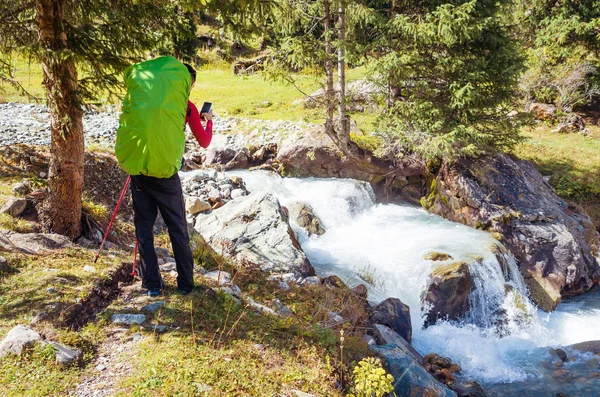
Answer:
[515,125,600,227]
[1,55,377,130]
[0,248,129,396]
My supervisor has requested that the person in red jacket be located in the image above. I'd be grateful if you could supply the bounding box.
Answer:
[184,64,213,148]
[133,63,213,297]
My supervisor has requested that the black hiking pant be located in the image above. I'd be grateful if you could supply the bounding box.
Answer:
[130,173,194,292]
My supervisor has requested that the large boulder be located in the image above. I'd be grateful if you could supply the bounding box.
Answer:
[194,192,315,276]
[370,298,412,342]
[0,231,73,254]
[370,344,457,397]
[0,325,42,357]
[425,154,600,311]
[422,262,473,326]
[277,127,373,180]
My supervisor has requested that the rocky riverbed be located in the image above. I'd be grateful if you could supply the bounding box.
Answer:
[0,102,311,148]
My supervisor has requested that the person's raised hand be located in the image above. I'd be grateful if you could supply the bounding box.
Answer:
[202,109,213,121]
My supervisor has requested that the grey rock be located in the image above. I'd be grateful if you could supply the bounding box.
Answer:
[76,237,96,249]
[0,325,42,357]
[83,265,96,273]
[363,334,377,346]
[271,298,293,317]
[141,301,165,313]
[48,341,81,365]
[110,313,146,325]
[370,344,457,397]
[427,154,600,311]
[130,333,143,342]
[0,232,72,254]
[155,247,171,258]
[159,263,176,272]
[230,188,245,199]
[203,270,232,286]
[0,256,7,271]
[300,276,321,285]
[96,364,107,371]
[147,324,168,333]
[244,296,277,316]
[372,324,423,363]
[46,287,58,294]
[194,192,314,276]
[278,281,290,291]
[1,198,27,217]
[12,182,31,196]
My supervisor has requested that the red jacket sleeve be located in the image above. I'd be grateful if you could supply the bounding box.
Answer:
[186,100,213,148]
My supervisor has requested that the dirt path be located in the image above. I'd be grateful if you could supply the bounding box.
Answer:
[69,283,153,397]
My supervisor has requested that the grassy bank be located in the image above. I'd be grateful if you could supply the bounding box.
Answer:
[515,125,600,228]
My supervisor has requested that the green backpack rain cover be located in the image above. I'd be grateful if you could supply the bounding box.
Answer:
[115,56,191,178]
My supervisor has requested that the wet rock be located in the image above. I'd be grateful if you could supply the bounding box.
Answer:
[424,252,453,261]
[110,314,146,325]
[185,197,212,215]
[370,297,412,342]
[1,198,27,217]
[371,344,457,397]
[195,192,314,276]
[351,284,369,299]
[372,324,423,362]
[568,340,600,355]
[288,202,326,236]
[451,381,488,397]
[0,325,42,357]
[551,348,568,362]
[422,262,473,327]
[426,154,600,311]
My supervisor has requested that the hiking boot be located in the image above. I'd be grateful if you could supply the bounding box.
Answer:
[147,289,162,297]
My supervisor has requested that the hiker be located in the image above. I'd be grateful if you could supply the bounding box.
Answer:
[115,57,212,296]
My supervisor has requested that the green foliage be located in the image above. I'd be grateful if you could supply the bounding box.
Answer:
[348,357,395,397]
[371,0,526,160]
[514,0,600,109]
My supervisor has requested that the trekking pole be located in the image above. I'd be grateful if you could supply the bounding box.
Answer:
[93,176,131,263]
[130,239,139,277]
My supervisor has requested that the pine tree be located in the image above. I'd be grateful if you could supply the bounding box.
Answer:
[0,0,270,239]
[371,0,526,161]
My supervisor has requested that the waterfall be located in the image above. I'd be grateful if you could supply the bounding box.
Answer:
[213,170,600,384]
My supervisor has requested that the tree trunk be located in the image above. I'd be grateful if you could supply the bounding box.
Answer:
[319,0,425,184]
[323,0,335,136]
[36,0,84,239]
[336,0,349,142]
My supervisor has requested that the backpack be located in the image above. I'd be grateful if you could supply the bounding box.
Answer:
[115,56,191,178]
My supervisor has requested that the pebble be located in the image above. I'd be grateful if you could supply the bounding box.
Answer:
[110,313,146,325]
[96,364,107,371]
[83,265,96,273]
[203,270,232,286]
[46,287,58,294]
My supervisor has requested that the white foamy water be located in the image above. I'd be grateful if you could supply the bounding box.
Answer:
[225,170,600,384]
